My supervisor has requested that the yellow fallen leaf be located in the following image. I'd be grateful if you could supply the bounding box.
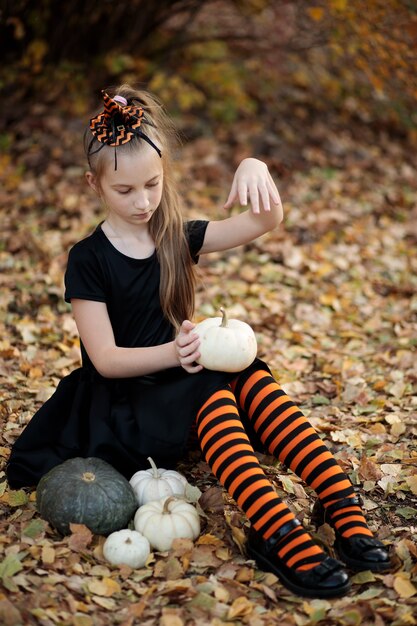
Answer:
[215,547,231,561]
[41,545,55,565]
[1,490,28,507]
[369,423,386,435]
[406,475,417,495]
[319,294,340,310]
[214,585,230,602]
[393,574,417,599]
[88,577,121,597]
[315,262,334,277]
[303,599,332,617]
[235,566,253,582]
[197,533,224,546]
[351,570,376,584]
[91,596,116,610]
[160,614,184,626]
[385,413,402,425]
[29,366,43,379]
[262,573,278,586]
[230,525,246,554]
[227,596,254,619]
[308,6,325,21]
[73,616,94,626]
[391,421,406,437]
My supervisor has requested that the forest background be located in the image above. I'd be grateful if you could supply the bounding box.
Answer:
[0,1,416,624]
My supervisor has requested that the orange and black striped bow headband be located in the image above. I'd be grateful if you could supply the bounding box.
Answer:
[88,91,162,169]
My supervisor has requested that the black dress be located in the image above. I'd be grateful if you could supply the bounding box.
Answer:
[7,220,263,488]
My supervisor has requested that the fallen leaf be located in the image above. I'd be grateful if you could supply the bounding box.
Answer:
[405,475,417,495]
[380,464,402,477]
[191,545,223,568]
[396,506,417,520]
[358,456,383,481]
[41,544,56,565]
[393,574,417,599]
[197,533,225,547]
[73,616,94,626]
[0,554,25,582]
[302,599,332,621]
[351,570,376,584]
[2,490,28,507]
[227,596,254,619]
[185,482,202,503]
[91,595,117,610]
[160,612,185,626]
[154,557,184,580]
[68,524,93,552]
[199,486,225,512]
[88,577,121,597]
[0,597,22,626]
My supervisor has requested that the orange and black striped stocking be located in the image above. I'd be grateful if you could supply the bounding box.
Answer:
[196,388,327,572]
[231,366,373,540]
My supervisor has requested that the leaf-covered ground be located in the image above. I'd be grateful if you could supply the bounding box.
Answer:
[1,107,417,625]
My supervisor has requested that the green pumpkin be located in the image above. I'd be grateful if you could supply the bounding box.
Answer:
[36,457,138,536]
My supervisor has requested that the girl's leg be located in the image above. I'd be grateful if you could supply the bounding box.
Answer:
[196,388,350,597]
[230,367,371,535]
[230,365,390,570]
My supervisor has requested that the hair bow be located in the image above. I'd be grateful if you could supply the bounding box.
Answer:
[88,91,161,168]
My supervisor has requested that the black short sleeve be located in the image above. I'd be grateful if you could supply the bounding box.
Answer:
[64,243,107,303]
[185,220,209,263]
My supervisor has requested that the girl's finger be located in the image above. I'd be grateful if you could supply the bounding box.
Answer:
[258,181,271,212]
[237,180,248,206]
[178,338,200,356]
[180,350,201,365]
[248,181,260,214]
[267,172,281,205]
[224,178,238,209]
[181,319,195,331]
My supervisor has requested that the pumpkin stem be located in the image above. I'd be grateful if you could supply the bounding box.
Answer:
[162,496,177,513]
[82,472,96,482]
[219,307,228,328]
[147,456,159,478]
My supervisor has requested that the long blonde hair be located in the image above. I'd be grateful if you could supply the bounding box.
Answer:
[84,84,198,332]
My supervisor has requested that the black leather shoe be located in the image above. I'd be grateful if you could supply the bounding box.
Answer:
[247,519,351,598]
[311,496,392,572]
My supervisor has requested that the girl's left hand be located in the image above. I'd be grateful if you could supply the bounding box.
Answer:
[175,320,203,374]
[224,158,281,215]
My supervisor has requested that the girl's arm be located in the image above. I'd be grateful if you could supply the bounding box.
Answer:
[72,300,202,378]
[200,158,283,254]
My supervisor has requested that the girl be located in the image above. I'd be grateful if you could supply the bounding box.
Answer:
[7,85,390,598]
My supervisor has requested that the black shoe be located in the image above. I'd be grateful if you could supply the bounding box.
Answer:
[246,519,351,598]
[311,496,392,572]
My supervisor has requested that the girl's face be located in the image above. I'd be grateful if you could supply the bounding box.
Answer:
[87,145,164,227]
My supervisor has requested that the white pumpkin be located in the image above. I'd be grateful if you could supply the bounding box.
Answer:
[195,308,257,372]
[129,457,188,506]
[103,529,150,568]
[134,496,200,551]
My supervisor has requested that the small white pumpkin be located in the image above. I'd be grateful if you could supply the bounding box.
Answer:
[134,496,200,551]
[103,528,150,568]
[195,307,257,372]
[129,457,188,506]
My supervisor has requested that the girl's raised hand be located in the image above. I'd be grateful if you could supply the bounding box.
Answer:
[175,320,203,374]
[224,157,282,215]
